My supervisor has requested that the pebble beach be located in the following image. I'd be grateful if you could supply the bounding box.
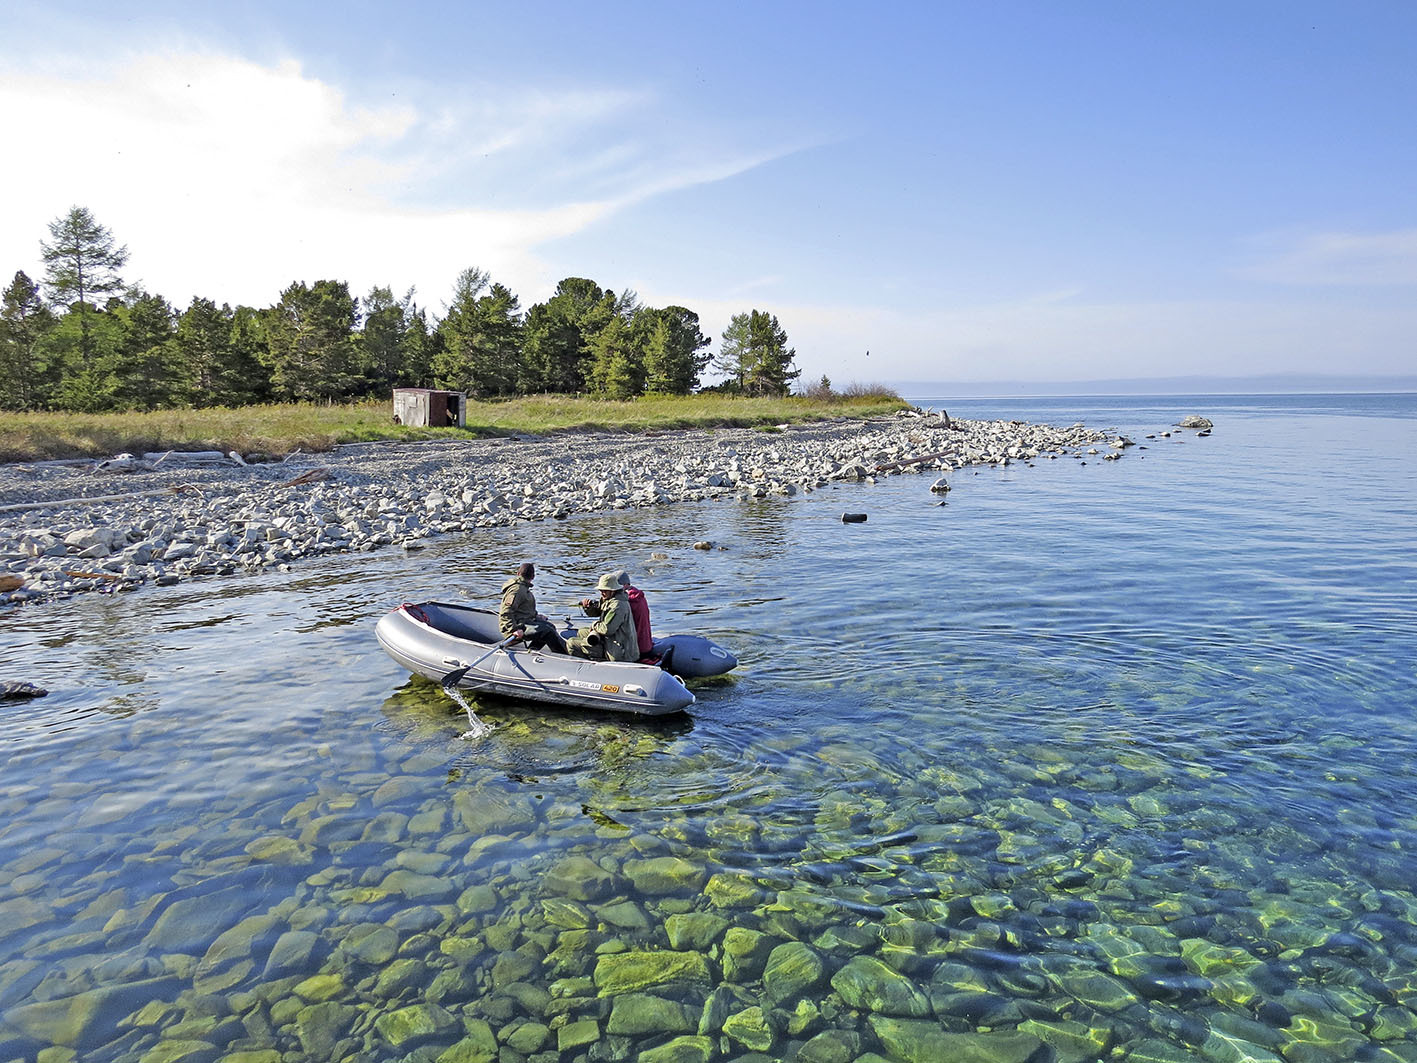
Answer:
[0,410,1127,608]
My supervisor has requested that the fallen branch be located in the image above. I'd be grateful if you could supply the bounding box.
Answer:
[283,467,332,487]
[62,569,123,581]
[874,450,955,473]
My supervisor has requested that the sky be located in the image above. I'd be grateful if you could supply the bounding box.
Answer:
[2,1,1415,388]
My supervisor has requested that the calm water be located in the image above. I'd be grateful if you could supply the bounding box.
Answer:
[2,394,1415,1062]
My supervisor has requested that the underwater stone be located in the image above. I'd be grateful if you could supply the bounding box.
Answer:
[6,978,178,1049]
[434,1027,499,1063]
[339,923,398,965]
[636,1035,714,1063]
[607,993,697,1035]
[697,985,736,1036]
[244,836,312,865]
[1053,967,1140,1012]
[786,997,823,1037]
[763,942,826,1005]
[665,912,729,951]
[1124,1039,1197,1063]
[293,1001,359,1058]
[195,913,283,975]
[489,951,537,988]
[830,956,931,1017]
[541,898,593,930]
[597,899,651,930]
[1199,1028,1284,1063]
[1018,1018,1111,1063]
[380,870,456,902]
[372,957,427,1000]
[704,870,764,909]
[147,892,245,954]
[371,777,425,807]
[136,1039,217,1063]
[292,972,345,1003]
[623,856,706,895]
[263,930,320,978]
[373,1002,457,1048]
[557,1017,599,1051]
[504,1021,550,1053]
[455,884,498,914]
[593,951,712,995]
[721,928,773,983]
[797,1028,862,1063]
[543,855,615,901]
[869,1017,1045,1063]
[723,1005,776,1051]
[1181,939,1262,977]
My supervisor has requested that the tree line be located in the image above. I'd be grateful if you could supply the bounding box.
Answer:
[0,206,801,412]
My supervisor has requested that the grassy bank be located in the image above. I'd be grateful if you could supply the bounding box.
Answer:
[0,389,909,463]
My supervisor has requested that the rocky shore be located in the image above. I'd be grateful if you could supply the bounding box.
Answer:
[0,411,1124,607]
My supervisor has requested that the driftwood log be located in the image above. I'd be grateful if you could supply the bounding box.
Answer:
[874,450,955,473]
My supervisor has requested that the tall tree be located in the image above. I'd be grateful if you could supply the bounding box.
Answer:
[585,313,642,399]
[713,310,800,396]
[40,206,129,370]
[436,268,526,397]
[522,277,614,393]
[712,312,752,393]
[110,291,180,409]
[402,304,438,389]
[262,280,362,401]
[361,285,417,392]
[228,305,273,404]
[176,298,270,407]
[641,305,710,394]
[0,271,57,409]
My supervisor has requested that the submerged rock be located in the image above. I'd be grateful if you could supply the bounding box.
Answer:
[593,950,712,995]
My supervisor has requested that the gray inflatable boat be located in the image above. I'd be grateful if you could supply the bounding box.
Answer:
[376,601,737,716]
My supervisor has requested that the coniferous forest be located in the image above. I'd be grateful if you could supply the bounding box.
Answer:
[0,207,804,413]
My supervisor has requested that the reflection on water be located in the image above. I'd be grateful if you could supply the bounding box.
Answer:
[1,398,1416,1062]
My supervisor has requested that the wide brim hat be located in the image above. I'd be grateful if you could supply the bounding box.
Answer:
[596,573,620,592]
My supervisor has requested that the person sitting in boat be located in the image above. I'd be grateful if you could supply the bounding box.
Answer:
[581,569,653,660]
[567,573,639,661]
[499,562,567,654]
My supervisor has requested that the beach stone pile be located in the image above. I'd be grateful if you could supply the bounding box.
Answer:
[0,412,1113,606]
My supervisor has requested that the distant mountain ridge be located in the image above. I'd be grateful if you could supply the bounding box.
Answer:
[890,373,1417,397]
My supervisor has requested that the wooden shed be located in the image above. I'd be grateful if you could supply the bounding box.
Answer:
[393,388,466,428]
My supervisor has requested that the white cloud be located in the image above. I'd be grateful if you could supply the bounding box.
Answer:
[1239,228,1417,287]
[0,45,790,311]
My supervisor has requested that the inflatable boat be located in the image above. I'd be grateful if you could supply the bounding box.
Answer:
[375,601,737,716]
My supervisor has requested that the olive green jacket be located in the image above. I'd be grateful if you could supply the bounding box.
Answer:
[575,590,639,661]
[498,576,540,635]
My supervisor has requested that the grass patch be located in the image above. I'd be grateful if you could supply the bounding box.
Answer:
[0,390,909,463]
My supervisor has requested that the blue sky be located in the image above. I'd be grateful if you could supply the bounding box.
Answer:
[3,1,1414,387]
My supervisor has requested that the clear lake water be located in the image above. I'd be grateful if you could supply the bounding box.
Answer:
[1,393,1415,1062]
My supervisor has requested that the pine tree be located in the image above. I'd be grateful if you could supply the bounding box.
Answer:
[0,271,57,409]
